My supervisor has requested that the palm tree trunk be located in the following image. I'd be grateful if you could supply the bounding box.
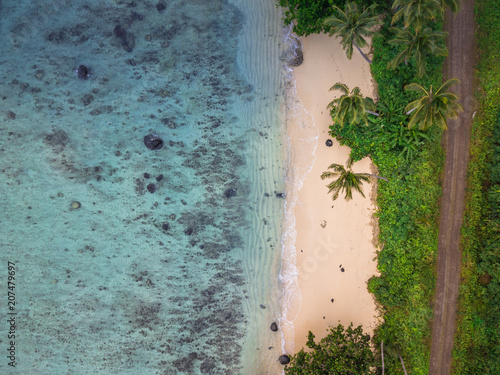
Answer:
[406,107,417,115]
[366,110,380,116]
[399,354,408,375]
[367,173,389,182]
[381,341,385,375]
[354,42,372,64]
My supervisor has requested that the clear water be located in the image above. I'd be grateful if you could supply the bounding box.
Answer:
[0,0,287,373]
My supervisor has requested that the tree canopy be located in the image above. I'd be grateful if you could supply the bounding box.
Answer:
[324,2,380,63]
[404,78,463,130]
[277,0,378,36]
[328,83,376,127]
[387,27,448,76]
[284,323,374,374]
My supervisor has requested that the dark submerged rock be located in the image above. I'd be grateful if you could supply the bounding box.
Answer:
[185,227,193,236]
[77,65,91,80]
[147,183,156,193]
[144,134,164,150]
[156,2,166,11]
[326,139,333,147]
[224,188,237,198]
[276,193,285,198]
[270,322,278,332]
[144,173,151,178]
[162,223,169,231]
[279,355,290,365]
[156,174,164,181]
[113,24,135,52]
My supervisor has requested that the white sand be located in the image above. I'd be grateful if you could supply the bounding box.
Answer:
[283,33,380,354]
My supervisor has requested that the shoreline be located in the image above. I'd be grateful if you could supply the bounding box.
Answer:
[282,33,380,354]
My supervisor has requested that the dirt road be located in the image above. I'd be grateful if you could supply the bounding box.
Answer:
[428,1,476,374]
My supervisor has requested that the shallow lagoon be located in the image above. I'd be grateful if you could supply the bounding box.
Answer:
[0,0,287,373]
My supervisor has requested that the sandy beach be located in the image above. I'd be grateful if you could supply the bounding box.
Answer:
[283,33,380,354]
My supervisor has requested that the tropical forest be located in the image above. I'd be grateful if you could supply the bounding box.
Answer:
[278,0,500,373]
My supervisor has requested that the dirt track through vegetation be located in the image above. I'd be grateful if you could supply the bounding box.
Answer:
[428,1,476,374]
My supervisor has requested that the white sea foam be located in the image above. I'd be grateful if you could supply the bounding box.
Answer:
[279,24,319,357]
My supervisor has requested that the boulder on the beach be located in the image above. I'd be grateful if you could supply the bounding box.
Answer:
[279,355,290,365]
[280,35,303,67]
[326,139,333,147]
[144,134,164,150]
[270,322,278,332]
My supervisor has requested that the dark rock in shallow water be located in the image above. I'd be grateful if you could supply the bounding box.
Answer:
[185,227,193,235]
[276,193,285,198]
[162,223,169,231]
[279,355,290,365]
[270,322,278,332]
[144,134,164,150]
[156,174,164,181]
[326,139,333,147]
[280,34,303,67]
[224,188,237,198]
[260,304,266,309]
[76,64,91,80]
[156,2,166,11]
[147,183,156,193]
[144,173,151,178]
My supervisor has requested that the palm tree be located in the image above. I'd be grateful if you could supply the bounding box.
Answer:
[391,0,443,32]
[388,27,448,76]
[323,2,380,64]
[404,78,463,130]
[321,157,388,201]
[328,83,377,127]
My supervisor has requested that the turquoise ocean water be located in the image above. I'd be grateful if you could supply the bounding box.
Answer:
[0,0,292,373]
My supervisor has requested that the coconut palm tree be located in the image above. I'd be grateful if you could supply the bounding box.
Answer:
[323,2,380,64]
[321,157,388,201]
[391,0,443,32]
[388,27,448,76]
[328,83,377,127]
[404,78,463,130]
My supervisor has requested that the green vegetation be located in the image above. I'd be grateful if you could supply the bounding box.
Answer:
[321,157,387,201]
[331,16,444,373]
[328,83,376,126]
[451,0,500,372]
[387,27,448,76]
[404,78,463,130]
[277,0,485,373]
[391,0,443,31]
[277,0,378,36]
[284,323,374,374]
[324,2,380,63]
[317,7,446,374]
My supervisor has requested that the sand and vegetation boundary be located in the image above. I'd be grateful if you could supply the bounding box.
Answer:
[277,0,473,373]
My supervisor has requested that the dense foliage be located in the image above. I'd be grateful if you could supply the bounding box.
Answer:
[451,0,500,372]
[277,0,379,36]
[329,13,445,374]
[284,324,374,374]
[278,0,499,373]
